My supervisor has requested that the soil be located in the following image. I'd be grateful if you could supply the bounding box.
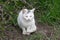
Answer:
[0,23,54,40]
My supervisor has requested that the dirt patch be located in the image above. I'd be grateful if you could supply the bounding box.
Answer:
[36,23,54,37]
[0,23,54,40]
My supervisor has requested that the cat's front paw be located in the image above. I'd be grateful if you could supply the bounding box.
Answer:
[23,31,30,35]
[26,32,30,35]
[22,31,27,35]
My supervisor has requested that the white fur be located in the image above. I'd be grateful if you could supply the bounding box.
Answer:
[17,8,37,35]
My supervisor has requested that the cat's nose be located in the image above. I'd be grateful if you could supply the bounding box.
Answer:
[28,19,30,20]
[27,19,30,21]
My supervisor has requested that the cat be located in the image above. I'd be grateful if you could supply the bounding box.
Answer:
[17,8,37,35]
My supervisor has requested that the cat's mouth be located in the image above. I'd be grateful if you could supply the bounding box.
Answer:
[23,17,31,21]
[25,19,31,21]
[26,19,31,21]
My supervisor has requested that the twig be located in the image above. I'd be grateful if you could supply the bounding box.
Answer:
[0,4,3,21]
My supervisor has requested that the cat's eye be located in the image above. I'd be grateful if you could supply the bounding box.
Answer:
[26,16,28,17]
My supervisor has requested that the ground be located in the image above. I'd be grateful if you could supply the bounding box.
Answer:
[0,23,54,40]
[0,0,60,40]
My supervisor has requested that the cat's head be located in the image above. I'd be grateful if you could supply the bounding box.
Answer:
[22,8,35,21]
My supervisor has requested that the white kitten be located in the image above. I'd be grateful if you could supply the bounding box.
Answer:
[17,8,37,35]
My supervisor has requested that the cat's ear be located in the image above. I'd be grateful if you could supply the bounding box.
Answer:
[22,9,28,14]
[31,8,35,12]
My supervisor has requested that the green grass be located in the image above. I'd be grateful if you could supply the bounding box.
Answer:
[0,0,60,40]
